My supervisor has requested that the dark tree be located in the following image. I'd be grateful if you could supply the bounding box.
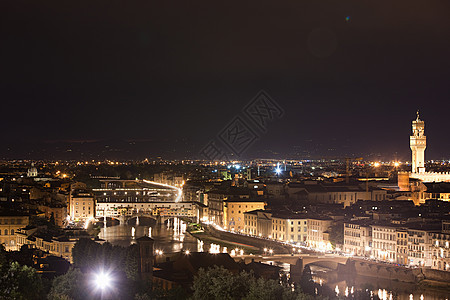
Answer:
[328,222,344,248]
[299,265,315,295]
[190,266,314,300]
[0,262,44,300]
[48,268,88,300]
[49,212,56,226]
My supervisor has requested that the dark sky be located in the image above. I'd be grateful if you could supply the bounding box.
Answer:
[1,0,450,160]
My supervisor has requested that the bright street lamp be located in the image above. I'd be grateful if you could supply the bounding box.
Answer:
[94,270,112,291]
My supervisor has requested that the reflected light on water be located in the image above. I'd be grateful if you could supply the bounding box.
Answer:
[209,243,220,254]
[198,240,204,252]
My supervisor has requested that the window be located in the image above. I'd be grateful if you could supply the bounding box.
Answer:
[11,229,14,235]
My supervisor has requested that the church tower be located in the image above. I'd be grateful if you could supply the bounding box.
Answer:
[410,111,426,173]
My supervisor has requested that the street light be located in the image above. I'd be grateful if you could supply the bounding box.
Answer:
[94,270,112,291]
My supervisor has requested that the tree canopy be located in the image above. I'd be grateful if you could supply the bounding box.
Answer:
[0,261,44,300]
[190,266,317,300]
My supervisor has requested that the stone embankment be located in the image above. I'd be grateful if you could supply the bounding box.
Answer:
[203,224,291,254]
[342,259,450,286]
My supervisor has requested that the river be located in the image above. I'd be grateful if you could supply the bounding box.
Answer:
[99,219,450,300]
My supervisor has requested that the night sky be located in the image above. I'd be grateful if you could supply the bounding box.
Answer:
[1,0,450,160]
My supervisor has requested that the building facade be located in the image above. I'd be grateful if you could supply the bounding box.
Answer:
[0,214,29,251]
[372,224,397,262]
[224,199,265,232]
[343,221,372,256]
[307,217,333,250]
[69,189,94,221]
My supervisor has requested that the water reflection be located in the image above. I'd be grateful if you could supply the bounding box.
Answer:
[99,217,198,253]
[317,274,448,300]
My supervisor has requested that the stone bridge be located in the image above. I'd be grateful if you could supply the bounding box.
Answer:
[238,254,348,268]
[116,213,193,225]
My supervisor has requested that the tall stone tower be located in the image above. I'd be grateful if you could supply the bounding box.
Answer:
[410,111,426,174]
[136,236,154,281]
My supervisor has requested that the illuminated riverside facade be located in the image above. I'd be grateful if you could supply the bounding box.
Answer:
[307,217,333,250]
[69,189,94,222]
[343,221,372,256]
[242,211,308,244]
[224,199,265,232]
[343,221,449,270]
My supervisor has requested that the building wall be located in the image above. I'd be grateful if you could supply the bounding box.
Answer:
[343,223,372,256]
[244,213,258,235]
[225,201,265,232]
[70,196,94,221]
[396,230,408,265]
[37,205,67,227]
[307,219,332,250]
[408,229,432,267]
[16,232,80,263]
[431,232,450,271]
[0,216,29,251]
[283,218,307,243]
[372,225,397,262]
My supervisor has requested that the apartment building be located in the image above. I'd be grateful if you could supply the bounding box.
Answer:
[69,189,95,221]
[343,220,372,256]
[372,224,397,262]
[307,217,333,250]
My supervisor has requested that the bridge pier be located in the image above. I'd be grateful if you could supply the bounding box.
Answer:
[119,215,128,225]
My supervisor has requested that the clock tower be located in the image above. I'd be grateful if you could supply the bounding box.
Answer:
[410,110,426,173]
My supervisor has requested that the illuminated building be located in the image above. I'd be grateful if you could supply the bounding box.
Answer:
[343,220,372,257]
[410,111,426,174]
[69,189,94,221]
[224,198,265,232]
[306,217,333,250]
[0,213,29,251]
[27,162,38,177]
[372,224,397,262]
[399,112,450,192]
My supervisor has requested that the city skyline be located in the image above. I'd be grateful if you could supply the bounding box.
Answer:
[0,111,448,161]
[2,1,450,298]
